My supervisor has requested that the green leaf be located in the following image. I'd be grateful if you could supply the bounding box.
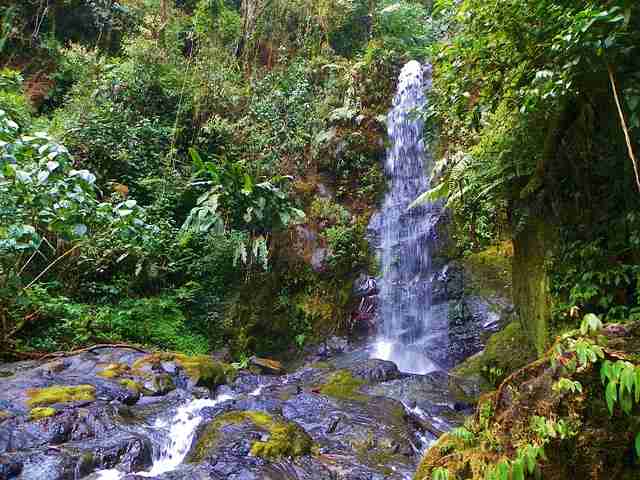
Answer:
[635,432,640,458]
[605,381,618,415]
[189,147,205,171]
[410,181,449,209]
[497,460,509,480]
[620,365,635,396]
[511,459,525,480]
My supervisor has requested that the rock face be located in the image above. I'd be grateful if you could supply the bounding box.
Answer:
[0,346,447,480]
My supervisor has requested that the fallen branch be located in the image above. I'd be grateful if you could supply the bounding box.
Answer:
[608,63,640,193]
[37,343,150,362]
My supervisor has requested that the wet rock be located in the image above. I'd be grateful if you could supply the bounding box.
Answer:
[0,456,21,479]
[90,435,153,472]
[143,374,176,396]
[348,359,401,383]
[314,336,349,359]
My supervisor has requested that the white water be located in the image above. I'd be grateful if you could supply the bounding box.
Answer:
[370,61,442,374]
[94,394,233,479]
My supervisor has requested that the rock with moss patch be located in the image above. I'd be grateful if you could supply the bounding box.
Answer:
[142,374,175,396]
[318,370,367,402]
[189,410,312,464]
[29,407,57,421]
[26,385,96,408]
[97,363,131,379]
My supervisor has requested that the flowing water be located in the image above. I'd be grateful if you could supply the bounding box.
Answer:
[94,394,233,479]
[370,61,443,374]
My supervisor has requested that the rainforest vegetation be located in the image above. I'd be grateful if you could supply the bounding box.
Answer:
[1,0,639,478]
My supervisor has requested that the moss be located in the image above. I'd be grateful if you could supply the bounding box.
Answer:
[463,241,513,299]
[307,361,331,369]
[97,363,131,379]
[417,324,640,479]
[352,433,409,474]
[250,421,313,459]
[190,410,312,462]
[29,407,57,420]
[119,378,142,393]
[26,385,96,407]
[512,220,556,355]
[174,354,234,388]
[132,353,234,388]
[453,321,536,387]
[318,370,367,402]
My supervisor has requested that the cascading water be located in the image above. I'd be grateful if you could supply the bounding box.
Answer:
[370,60,443,374]
[93,393,233,479]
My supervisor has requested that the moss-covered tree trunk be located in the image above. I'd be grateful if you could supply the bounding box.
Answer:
[512,219,555,355]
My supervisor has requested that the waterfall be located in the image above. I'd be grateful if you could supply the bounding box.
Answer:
[370,61,443,374]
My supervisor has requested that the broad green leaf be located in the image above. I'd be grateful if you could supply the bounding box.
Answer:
[620,365,635,395]
[605,381,618,415]
[511,459,525,480]
[497,460,509,480]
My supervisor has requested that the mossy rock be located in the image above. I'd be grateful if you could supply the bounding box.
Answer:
[119,378,142,393]
[453,321,536,388]
[463,242,513,299]
[318,370,367,402]
[29,407,57,421]
[132,353,234,389]
[250,421,313,459]
[26,385,96,407]
[175,354,235,388]
[190,410,313,462]
[418,324,640,479]
[143,374,175,396]
[97,363,131,379]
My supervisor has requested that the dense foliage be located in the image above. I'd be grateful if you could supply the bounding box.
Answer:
[415,0,640,477]
[0,0,432,358]
[420,0,640,326]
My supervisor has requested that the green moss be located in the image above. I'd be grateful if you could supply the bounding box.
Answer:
[463,241,513,299]
[352,433,409,474]
[29,407,57,420]
[175,354,234,388]
[318,370,367,402]
[250,421,313,459]
[97,363,131,379]
[512,220,556,355]
[307,361,332,369]
[132,353,234,388]
[453,321,536,387]
[190,410,312,462]
[119,378,142,393]
[26,385,96,407]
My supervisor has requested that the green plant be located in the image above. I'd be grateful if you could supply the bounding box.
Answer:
[182,148,305,269]
[431,467,450,480]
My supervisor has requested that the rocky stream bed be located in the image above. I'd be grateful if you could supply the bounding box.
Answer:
[0,338,488,480]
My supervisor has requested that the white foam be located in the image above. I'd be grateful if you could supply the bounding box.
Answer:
[93,393,233,479]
